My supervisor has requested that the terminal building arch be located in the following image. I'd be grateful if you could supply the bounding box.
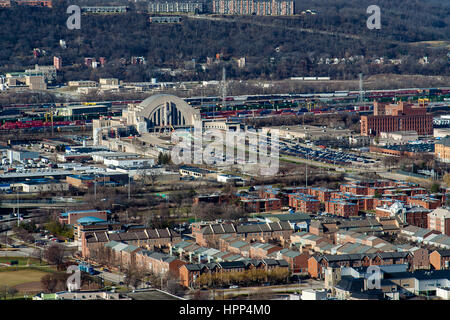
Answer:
[135,94,200,131]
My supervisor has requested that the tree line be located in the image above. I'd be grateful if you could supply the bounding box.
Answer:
[0,0,448,84]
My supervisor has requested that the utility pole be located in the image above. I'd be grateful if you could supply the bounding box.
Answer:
[221,66,227,109]
[359,73,364,105]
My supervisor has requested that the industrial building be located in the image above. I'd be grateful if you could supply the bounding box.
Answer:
[56,104,109,117]
[7,150,40,163]
[15,179,69,193]
[360,102,433,136]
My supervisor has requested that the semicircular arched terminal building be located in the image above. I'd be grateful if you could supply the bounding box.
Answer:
[124,94,201,133]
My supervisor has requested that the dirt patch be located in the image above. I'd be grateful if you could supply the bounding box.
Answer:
[12,281,44,294]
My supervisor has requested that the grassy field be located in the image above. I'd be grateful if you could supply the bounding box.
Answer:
[0,269,48,288]
[0,257,42,266]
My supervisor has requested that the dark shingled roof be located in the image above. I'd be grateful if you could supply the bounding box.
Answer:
[435,249,450,257]
[200,222,292,236]
[316,251,412,263]
[212,224,226,234]
[218,261,247,269]
[96,232,109,242]
[277,259,289,267]
[184,264,202,271]
[262,259,279,266]
[146,229,160,238]
[384,269,450,281]
[85,228,180,244]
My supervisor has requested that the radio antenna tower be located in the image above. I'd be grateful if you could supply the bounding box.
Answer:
[221,66,227,108]
[359,73,364,104]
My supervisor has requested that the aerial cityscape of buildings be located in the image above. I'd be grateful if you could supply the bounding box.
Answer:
[0,0,449,309]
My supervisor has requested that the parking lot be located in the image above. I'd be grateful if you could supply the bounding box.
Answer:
[279,140,376,166]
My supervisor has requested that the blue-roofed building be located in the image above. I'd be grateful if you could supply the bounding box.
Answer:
[59,209,110,225]
[76,216,107,224]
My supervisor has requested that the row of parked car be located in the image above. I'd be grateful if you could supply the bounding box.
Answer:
[280,143,375,166]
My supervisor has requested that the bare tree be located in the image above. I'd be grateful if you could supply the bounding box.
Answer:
[32,248,43,265]
[123,264,147,290]
[8,287,18,298]
[43,243,65,266]
[0,285,8,300]
[41,274,58,293]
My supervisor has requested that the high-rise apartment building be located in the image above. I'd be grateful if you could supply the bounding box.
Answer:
[212,0,294,15]
[148,2,203,13]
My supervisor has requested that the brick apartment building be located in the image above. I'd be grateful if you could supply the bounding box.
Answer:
[179,259,289,288]
[324,200,358,217]
[193,221,293,247]
[429,249,450,270]
[331,193,375,211]
[290,231,332,248]
[375,203,430,229]
[334,230,390,248]
[81,228,181,257]
[193,194,228,205]
[288,193,321,214]
[309,217,401,240]
[308,252,414,278]
[407,196,441,210]
[435,136,450,163]
[306,187,335,202]
[428,207,450,236]
[360,101,433,136]
[73,220,122,242]
[135,250,186,278]
[269,248,310,273]
[240,196,282,213]
[103,240,141,267]
[410,247,430,270]
[249,242,283,259]
[340,184,369,195]
[221,239,251,257]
